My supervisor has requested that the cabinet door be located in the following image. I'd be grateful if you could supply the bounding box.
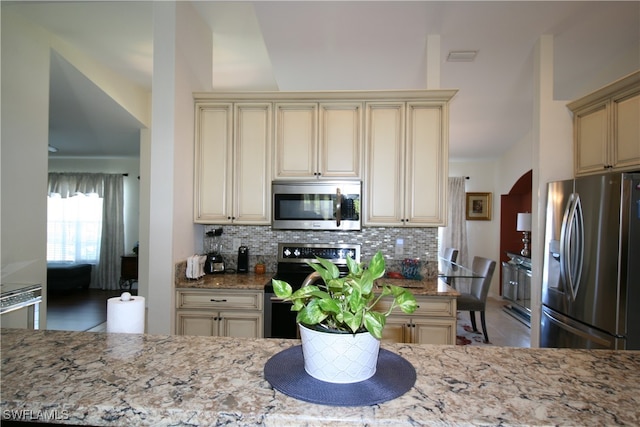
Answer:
[413,318,456,345]
[364,102,405,225]
[502,262,518,301]
[274,103,318,178]
[218,311,263,338]
[379,315,408,344]
[176,311,216,336]
[613,90,640,171]
[405,102,447,225]
[574,102,609,176]
[319,102,362,178]
[233,103,272,224]
[516,268,532,310]
[194,103,234,223]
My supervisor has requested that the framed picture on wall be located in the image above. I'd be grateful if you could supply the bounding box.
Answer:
[466,192,492,220]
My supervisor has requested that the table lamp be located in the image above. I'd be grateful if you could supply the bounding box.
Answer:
[516,213,531,257]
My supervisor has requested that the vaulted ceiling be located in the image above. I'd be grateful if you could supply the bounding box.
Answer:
[6,1,639,160]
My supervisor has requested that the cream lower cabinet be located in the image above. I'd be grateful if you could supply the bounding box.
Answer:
[194,102,271,224]
[569,71,640,176]
[365,101,449,226]
[274,102,362,179]
[375,295,457,345]
[176,289,263,338]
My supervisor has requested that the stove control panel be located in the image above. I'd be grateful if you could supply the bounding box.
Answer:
[278,243,361,264]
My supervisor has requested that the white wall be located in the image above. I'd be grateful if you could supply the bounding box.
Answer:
[1,11,52,326]
[48,157,141,253]
[530,36,574,347]
[451,37,574,347]
[448,160,501,297]
[1,8,149,328]
[498,131,533,196]
[145,1,212,334]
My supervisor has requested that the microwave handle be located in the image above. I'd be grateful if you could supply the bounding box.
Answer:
[336,187,341,227]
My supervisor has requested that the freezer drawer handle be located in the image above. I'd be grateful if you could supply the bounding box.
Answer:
[543,307,612,347]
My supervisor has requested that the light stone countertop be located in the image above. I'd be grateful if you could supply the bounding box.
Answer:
[175,272,459,297]
[2,328,639,426]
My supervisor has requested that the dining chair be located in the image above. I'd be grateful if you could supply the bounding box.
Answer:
[442,247,459,264]
[456,256,496,343]
[441,247,459,286]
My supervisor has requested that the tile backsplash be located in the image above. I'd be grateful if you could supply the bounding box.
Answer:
[201,225,438,274]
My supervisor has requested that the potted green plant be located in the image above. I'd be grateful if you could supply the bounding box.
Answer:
[272,251,417,383]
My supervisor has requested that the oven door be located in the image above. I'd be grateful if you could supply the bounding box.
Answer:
[272,181,361,230]
[264,292,300,339]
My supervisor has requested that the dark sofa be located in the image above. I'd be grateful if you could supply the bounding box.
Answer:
[47,262,92,292]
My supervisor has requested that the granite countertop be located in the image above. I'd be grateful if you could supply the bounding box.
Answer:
[175,273,459,297]
[176,272,269,290]
[2,329,639,426]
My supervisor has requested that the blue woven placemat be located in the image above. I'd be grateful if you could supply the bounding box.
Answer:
[264,345,416,406]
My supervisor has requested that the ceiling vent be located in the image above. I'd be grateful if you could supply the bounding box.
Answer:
[447,50,478,62]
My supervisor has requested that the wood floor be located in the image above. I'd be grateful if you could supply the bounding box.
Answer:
[46,289,123,332]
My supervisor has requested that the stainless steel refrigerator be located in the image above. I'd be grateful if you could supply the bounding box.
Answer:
[541,172,640,350]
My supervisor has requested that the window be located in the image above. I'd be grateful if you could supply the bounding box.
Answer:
[47,193,103,263]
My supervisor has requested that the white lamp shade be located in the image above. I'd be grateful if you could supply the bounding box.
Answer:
[516,213,531,232]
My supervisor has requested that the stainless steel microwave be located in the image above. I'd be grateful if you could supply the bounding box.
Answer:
[272,181,361,230]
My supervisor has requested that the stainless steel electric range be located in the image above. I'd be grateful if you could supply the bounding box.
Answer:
[264,242,361,339]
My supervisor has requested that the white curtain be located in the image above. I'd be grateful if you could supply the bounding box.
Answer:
[439,176,469,267]
[48,173,124,290]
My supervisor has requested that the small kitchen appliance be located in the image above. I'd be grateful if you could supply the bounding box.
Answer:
[271,180,361,230]
[237,246,249,273]
[264,242,361,338]
[204,228,225,274]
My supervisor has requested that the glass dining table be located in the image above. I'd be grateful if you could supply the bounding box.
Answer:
[438,257,485,289]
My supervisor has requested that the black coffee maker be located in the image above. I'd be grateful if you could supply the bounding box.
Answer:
[237,246,249,273]
[204,228,225,274]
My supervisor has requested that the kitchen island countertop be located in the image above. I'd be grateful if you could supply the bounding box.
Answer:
[2,328,639,426]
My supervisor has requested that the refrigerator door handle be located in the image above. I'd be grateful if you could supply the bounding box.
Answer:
[560,193,584,301]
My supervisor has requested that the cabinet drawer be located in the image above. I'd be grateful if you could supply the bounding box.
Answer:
[374,296,455,317]
[177,289,263,310]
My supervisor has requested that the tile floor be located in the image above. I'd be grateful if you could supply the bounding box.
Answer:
[475,296,531,347]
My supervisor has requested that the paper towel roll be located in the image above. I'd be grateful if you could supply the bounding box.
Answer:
[107,293,145,334]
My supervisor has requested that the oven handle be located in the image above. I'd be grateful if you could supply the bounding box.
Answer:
[335,187,341,227]
[269,295,291,303]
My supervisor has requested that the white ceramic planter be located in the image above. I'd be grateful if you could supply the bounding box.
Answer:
[299,323,381,383]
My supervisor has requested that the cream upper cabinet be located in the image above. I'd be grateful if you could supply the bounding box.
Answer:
[194,102,271,224]
[364,102,405,225]
[365,101,448,226]
[232,103,272,223]
[569,71,640,176]
[613,90,640,170]
[274,102,362,179]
